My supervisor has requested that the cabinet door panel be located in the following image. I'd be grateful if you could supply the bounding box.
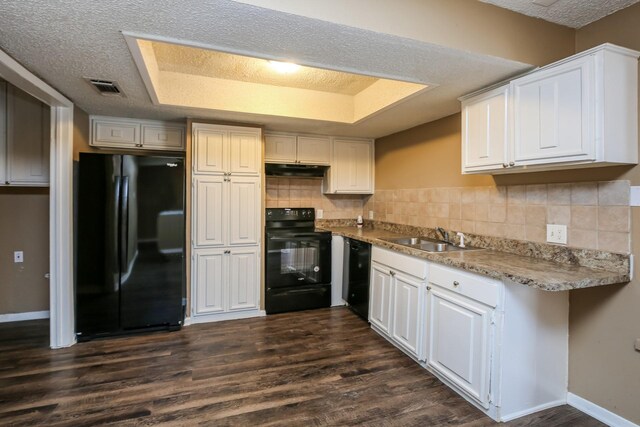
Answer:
[462,86,508,171]
[142,124,184,150]
[194,250,226,315]
[229,248,259,311]
[194,128,226,174]
[369,263,392,333]
[230,131,260,175]
[194,177,226,247]
[265,134,296,163]
[7,86,50,185]
[228,177,260,246]
[93,119,139,148]
[427,288,491,408]
[332,139,373,193]
[391,273,423,358]
[512,57,594,164]
[297,136,330,165]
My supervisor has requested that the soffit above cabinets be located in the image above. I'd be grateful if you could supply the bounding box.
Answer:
[125,35,430,125]
[478,0,640,28]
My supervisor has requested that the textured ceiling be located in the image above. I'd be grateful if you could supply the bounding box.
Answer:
[152,42,378,96]
[0,0,529,138]
[479,0,640,28]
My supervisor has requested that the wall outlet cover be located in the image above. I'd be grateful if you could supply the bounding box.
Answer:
[316,209,323,219]
[368,210,374,219]
[546,224,567,244]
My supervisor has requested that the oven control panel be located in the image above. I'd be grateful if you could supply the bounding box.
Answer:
[266,208,315,221]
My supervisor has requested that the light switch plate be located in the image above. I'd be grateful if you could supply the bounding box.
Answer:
[14,251,23,263]
[368,210,374,219]
[316,209,323,219]
[546,224,567,244]
[630,186,640,206]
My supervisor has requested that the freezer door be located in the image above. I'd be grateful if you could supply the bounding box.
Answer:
[75,153,122,336]
[119,155,185,329]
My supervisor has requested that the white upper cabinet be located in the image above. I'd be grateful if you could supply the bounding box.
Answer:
[264,133,330,165]
[296,136,331,165]
[324,138,374,194]
[90,116,185,151]
[264,133,296,163]
[461,43,639,174]
[512,54,594,165]
[193,123,261,176]
[461,85,509,172]
[1,84,50,186]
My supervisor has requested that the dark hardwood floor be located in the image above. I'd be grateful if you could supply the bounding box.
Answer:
[0,308,603,426]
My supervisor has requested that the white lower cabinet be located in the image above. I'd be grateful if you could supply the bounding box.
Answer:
[192,247,260,321]
[391,272,423,358]
[426,286,492,408]
[367,246,569,422]
[370,247,427,360]
[369,263,393,334]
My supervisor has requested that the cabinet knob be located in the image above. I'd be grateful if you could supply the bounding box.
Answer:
[502,163,508,168]
[390,271,396,277]
[224,250,231,254]
[426,286,431,291]
[453,281,460,287]
[509,162,515,167]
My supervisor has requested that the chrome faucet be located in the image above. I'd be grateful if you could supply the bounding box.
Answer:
[436,227,451,244]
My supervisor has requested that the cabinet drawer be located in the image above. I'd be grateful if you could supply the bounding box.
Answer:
[93,120,139,146]
[142,124,184,150]
[372,246,427,280]
[429,264,500,307]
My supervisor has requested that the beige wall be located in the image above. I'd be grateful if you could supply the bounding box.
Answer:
[0,187,49,314]
[374,5,640,420]
[568,4,640,423]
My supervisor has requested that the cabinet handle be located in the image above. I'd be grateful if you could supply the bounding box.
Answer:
[390,271,396,277]
[509,162,515,167]
[453,281,459,287]
[224,250,231,254]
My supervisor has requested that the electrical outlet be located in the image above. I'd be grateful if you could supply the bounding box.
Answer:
[14,251,23,263]
[316,209,323,219]
[368,210,374,220]
[546,224,567,244]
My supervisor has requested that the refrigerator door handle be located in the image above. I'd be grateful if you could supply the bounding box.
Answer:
[120,176,130,275]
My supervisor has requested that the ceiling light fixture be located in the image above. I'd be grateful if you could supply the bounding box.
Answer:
[268,60,300,74]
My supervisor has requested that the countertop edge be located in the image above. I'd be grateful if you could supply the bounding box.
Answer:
[326,227,631,292]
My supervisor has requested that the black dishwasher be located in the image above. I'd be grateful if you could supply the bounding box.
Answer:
[342,238,371,321]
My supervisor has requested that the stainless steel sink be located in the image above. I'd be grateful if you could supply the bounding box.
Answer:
[380,236,482,253]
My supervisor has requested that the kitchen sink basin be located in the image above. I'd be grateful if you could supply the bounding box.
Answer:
[379,236,482,253]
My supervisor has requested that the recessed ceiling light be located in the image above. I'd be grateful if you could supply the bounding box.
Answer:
[268,60,300,74]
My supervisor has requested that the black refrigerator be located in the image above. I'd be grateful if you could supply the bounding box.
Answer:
[75,153,185,340]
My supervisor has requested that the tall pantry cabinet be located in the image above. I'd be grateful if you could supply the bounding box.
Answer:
[190,123,263,323]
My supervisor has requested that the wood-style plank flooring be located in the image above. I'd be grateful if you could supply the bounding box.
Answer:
[0,308,604,426]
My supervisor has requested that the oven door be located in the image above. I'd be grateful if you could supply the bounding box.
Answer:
[266,232,332,289]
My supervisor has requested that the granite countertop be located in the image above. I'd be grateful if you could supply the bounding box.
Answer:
[322,226,630,291]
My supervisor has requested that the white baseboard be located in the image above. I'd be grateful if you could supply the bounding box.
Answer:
[190,309,266,324]
[0,310,50,323]
[568,393,639,427]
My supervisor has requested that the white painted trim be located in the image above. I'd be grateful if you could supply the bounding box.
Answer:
[0,311,50,323]
[568,393,639,427]
[0,47,75,349]
[183,316,192,326]
[500,399,566,422]
[190,310,266,324]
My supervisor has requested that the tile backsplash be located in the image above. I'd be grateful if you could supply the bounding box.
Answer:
[364,181,631,253]
[266,177,364,219]
[266,178,631,253]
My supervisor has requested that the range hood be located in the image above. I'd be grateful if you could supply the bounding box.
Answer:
[265,163,328,178]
